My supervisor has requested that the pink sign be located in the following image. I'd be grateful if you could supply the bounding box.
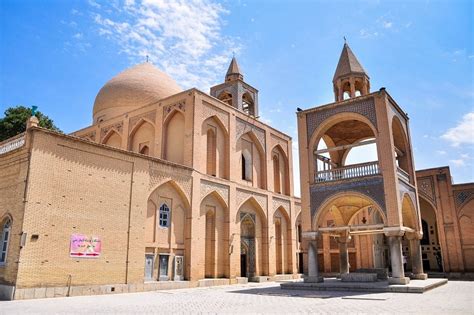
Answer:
[70,234,102,258]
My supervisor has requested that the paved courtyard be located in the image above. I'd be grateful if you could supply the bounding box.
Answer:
[1,280,473,314]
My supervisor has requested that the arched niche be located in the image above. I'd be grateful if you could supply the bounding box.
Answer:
[163,110,185,164]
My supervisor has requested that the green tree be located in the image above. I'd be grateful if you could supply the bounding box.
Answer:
[0,106,62,141]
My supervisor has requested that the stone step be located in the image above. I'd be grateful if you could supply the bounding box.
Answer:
[341,273,378,282]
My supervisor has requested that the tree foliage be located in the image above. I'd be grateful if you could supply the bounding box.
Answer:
[0,106,62,142]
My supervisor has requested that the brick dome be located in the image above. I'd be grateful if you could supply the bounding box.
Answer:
[93,63,182,123]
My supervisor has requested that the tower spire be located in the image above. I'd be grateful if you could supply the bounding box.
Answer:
[225,56,243,81]
[332,43,370,102]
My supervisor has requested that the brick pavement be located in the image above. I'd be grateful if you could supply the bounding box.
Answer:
[0,281,472,314]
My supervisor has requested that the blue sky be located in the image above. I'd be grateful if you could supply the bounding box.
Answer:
[1,0,473,194]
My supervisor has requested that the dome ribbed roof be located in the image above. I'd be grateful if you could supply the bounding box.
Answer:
[93,63,182,122]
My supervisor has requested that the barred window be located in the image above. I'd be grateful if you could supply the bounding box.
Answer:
[159,204,170,228]
[0,218,12,265]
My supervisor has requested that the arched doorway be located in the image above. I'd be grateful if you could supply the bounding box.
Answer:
[420,197,443,272]
[240,214,255,277]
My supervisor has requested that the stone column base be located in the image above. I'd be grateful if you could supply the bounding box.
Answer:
[388,277,410,285]
[304,276,324,283]
[410,273,428,280]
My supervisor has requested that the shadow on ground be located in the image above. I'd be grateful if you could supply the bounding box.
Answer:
[228,285,389,300]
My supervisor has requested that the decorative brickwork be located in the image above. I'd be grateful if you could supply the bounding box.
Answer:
[270,134,289,156]
[310,176,386,218]
[236,118,266,149]
[454,189,474,209]
[148,161,192,200]
[163,99,186,120]
[306,97,376,143]
[129,110,156,132]
[418,176,436,206]
[398,179,418,213]
[79,131,96,142]
[100,121,123,141]
[236,188,267,212]
[272,197,291,214]
[202,101,229,132]
[200,179,229,206]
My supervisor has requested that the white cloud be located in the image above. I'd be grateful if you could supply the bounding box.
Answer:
[450,159,466,167]
[91,0,241,90]
[73,33,83,39]
[382,21,393,29]
[436,150,447,155]
[88,0,101,8]
[359,29,378,39]
[441,112,474,146]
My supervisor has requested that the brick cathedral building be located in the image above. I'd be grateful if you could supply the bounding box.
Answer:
[0,45,473,300]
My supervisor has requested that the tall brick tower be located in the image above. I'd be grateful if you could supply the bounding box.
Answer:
[297,43,427,284]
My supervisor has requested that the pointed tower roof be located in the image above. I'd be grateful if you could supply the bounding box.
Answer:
[333,43,368,82]
[226,56,243,81]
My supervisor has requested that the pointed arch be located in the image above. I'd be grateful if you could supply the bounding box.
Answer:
[271,144,290,195]
[202,115,229,179]
[102,129,122,148]
[391,116,412,176]
[201,190,229,278]
[237,196,269,277]
[217,90,232,106]
[312,191,387,230]
[129,118,155,155]
[0,213,13,265]
[163,110,185,164]
[201,190,228,209]
[148,179,191,210]
[401,193,418,230]
[242,92,255,116]
[274,206,291,274]
[238,131,266,189]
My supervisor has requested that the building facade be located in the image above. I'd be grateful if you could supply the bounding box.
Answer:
[296,43,474,281]
[0,59,301,300]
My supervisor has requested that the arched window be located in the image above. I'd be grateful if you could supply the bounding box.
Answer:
[297,224,302,243]
[0,218,12,265]
[242,149,252,181]
[139,145,150,155]
[273,154,281,194]
[242,93,255,116]
[218,91,233,106]
[206,129,217,176]
[159,204,170,228]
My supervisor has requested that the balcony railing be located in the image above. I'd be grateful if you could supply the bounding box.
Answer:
[315,161,380,183]
[397,166,410,183]
[0,134,25,155]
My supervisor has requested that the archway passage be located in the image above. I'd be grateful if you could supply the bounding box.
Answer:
[240,214,256,278]
[313,193,387,274]
[419,198,443,271]
[238,198,268,279]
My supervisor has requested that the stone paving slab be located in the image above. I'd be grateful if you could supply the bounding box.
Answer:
[280,277,448,293]
[0,281,471,314]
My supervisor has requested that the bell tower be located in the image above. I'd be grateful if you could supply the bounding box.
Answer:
[297,43,426,286]
[333,42,370,102]
[210,57,259,117]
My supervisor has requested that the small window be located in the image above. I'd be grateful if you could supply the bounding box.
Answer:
[159,204,170,228]
[0,218,12,265]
